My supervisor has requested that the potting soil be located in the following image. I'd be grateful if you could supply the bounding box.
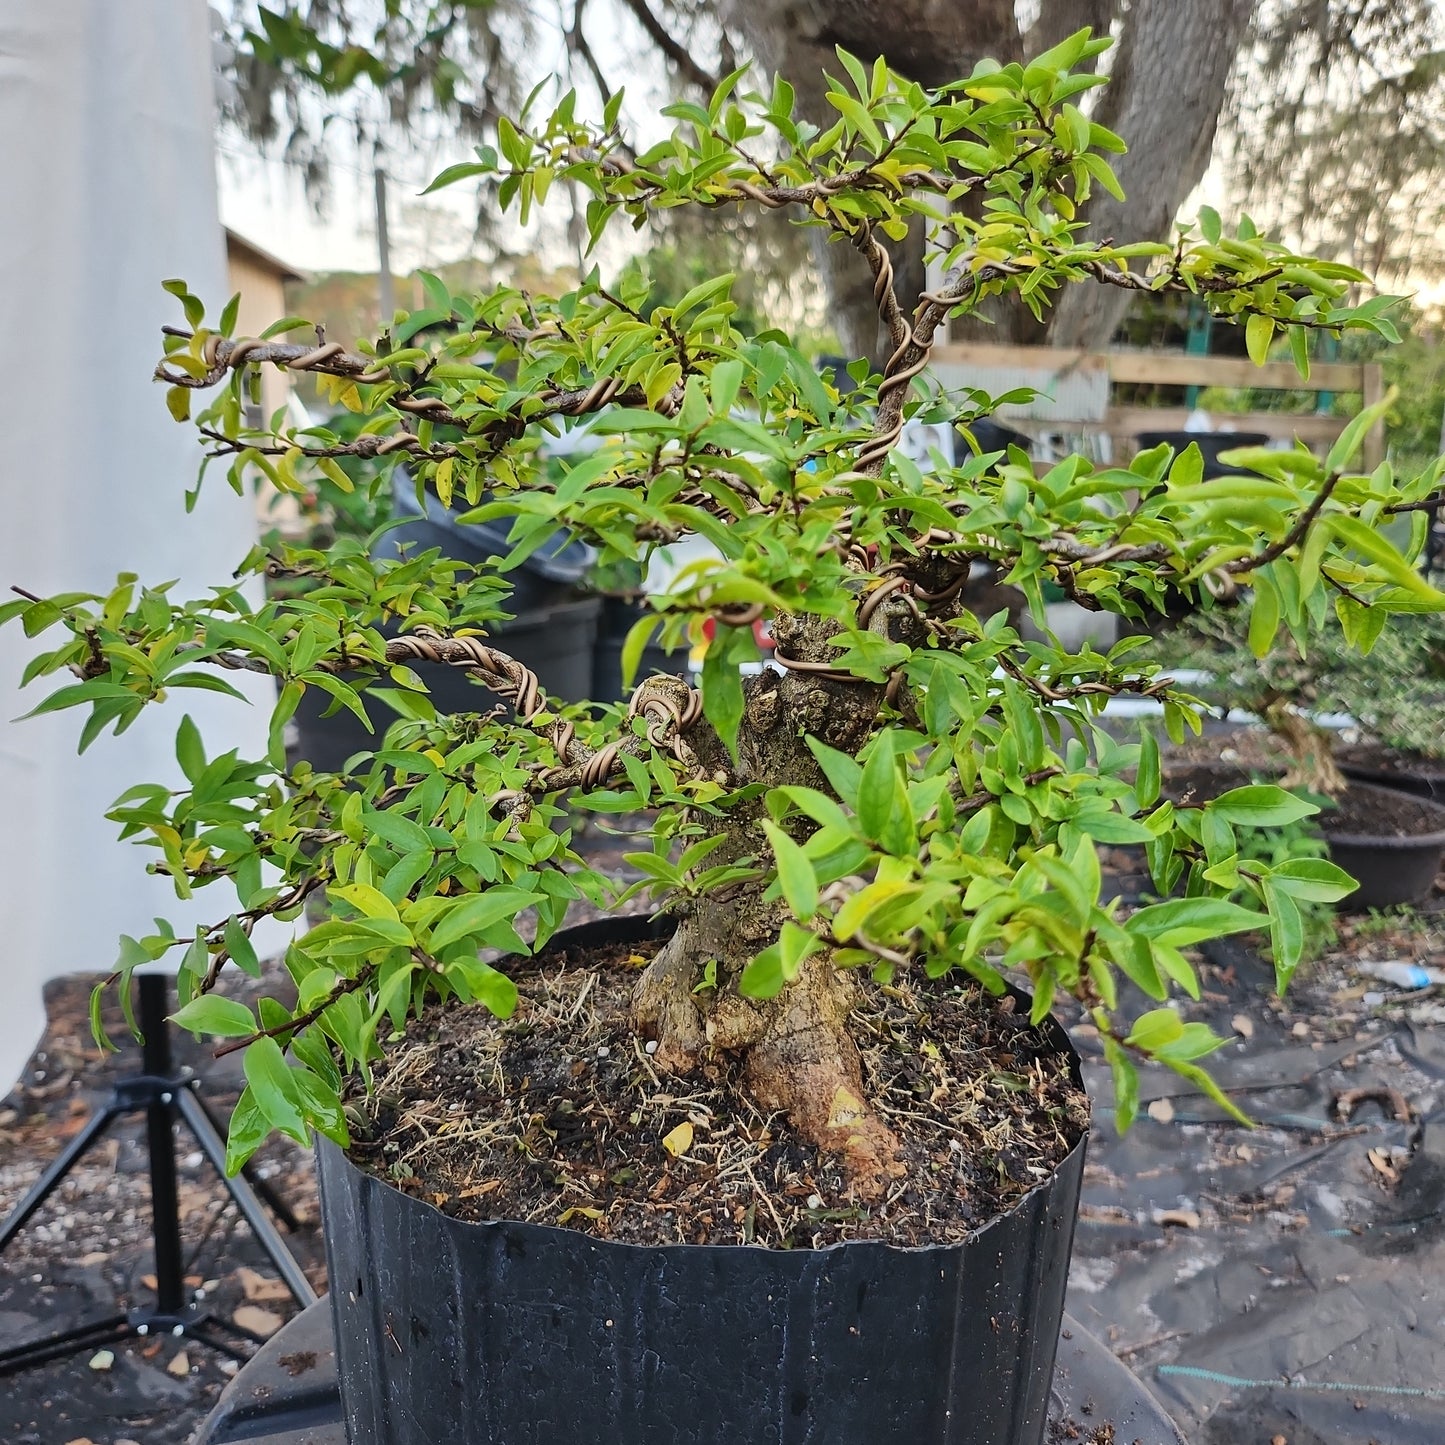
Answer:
[344,935,1090,1249]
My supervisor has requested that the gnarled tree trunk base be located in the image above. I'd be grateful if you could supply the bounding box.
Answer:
[632,914,905,1201]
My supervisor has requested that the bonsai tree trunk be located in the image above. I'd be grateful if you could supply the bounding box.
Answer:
[1266,699,1347,796]
[630,584,946,1199]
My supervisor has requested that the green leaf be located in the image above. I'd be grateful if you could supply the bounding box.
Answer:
[1267,857,1357,902]
[1326,388,1395,472]
[825,90,883,152]
[362,808,432,855]
[1207,785,1318,827]
[421,162,494,196]
[619,610,662,691]
[710,358,744,416]
[429,887,541,953]
[1246,313,1274,367]
[1328,514,1444,601]
[1289,325,1311,382]
[701,640,746,762]
[804,736,862,810]
[1102,1034,1139,1133]
[1162,1058,1252,1126]
[224,1087,271,1175]
[1263,878,1304,991]
[1248,573,1281,657]
[1124,1007,1184,1052]
[242,1037,307,1142]
[1126,897,1269,948]
[170,995,256,1039]
[856,742,896,843]
[175,714,206,784]
[739,922,822,999]
[330,883,400,921]
[446,957,519,1017]
[1135,727,1160,809]
[1153,1022,1229,1064]
[224,916,260,977]
[1197,206,1222,245]
[763,821,818,921]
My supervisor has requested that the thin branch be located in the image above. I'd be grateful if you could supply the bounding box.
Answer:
[213,969,370,1058]
[616,0,720,93]
[1223,470,1344,574]
[566,0,617,111]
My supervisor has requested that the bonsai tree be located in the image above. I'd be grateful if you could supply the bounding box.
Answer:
[1152,600,1445,796]
[8,31,1442,1199]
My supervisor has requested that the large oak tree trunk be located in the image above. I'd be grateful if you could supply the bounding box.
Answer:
[1044,0,1257,348]
[721,0,1258,355]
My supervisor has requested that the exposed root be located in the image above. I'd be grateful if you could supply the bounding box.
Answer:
[741,957,906,1202]
[629,925,709,1073]
[632,923,905,1201]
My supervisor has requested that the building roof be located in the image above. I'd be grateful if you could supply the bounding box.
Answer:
[224,227,305,284]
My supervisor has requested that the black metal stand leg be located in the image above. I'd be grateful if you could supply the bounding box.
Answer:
[0,973,317,1377]
[174,1088,317,1308]
[186,1320,259,1363]
[189,1086,302,1231]
[0,1314,133,1374]
[137,974,188,1316]
[0,1105,119,1252]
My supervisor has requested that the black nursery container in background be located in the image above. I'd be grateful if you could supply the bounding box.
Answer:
[591,593,688,704]
[1134,430,1269,479]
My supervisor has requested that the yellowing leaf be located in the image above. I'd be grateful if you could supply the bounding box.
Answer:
[662,1121,693,1157]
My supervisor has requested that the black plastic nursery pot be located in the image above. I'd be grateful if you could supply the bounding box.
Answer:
[1336,744,1445,803]
[1164,765,1445,911]
[316,916,1088,1445]
[1134,429,1269,478]
[1318,779,1445,910]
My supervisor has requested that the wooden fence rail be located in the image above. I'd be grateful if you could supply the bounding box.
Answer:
[928,344,1385,469]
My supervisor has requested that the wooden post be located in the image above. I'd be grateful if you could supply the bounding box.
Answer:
[1362,363,1386,471]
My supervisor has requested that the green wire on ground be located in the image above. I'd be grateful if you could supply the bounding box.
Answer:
[1156,1365,1445,1401]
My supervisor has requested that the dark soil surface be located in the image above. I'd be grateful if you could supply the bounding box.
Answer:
[1318,782,1445,840]
[346,935,1089,1249]
[1337,741,1445,780]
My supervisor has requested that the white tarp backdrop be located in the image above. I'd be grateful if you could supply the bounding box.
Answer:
[0,2,288,1094]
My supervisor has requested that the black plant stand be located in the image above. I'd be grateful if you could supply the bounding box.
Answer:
[0,973,317,1374]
